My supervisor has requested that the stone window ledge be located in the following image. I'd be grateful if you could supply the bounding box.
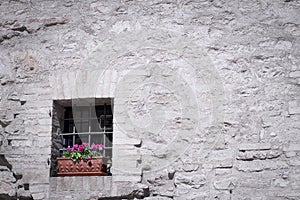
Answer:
[49,176,112,196]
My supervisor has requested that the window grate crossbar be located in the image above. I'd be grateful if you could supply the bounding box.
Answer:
[60,132,113,136]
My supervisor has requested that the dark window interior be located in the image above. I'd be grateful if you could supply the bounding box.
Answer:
[61,104,113,158]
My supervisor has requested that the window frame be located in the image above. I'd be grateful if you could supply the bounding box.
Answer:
[60,103,113,158]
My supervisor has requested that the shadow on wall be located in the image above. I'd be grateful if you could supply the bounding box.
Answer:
[50,102,64,177]
[0,155,33,200]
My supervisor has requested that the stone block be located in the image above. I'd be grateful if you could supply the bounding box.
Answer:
[49,177,57,192]
[57,177,75,191]
[113,158,141,172]
[11,139,33,147]
[266,150,282,159]
[182,163,199,172]
[237,150,282,160]
[87,176,97,191]
[112,174,141,182]
[283,143,300,152]
[17,188,32,199]
[23,100,52,109]
[274,191,300,199]
[289,71,300,78]
[238,143,271,151]
[22,168,50,183]
[82,176,91,191]
[291,180,300,190]
[31,192,46,200]
[144,197,174,200]
[113,137,142,145]
[174,173,206,189]
[213,178,236,190]
[288,158,300,166]
[288,101,300,115]
[72,177,83,191]
[37,118,52,126]
[103,176,112,192]
[273,178,289,188]
[285,151,297,158]
[239,178,271,189]
[33,137,52,148]
[155,184,174,198]
[209,149,235,160]
[24,146,51,155]
[0,170,16,196]
[215,168,232,176]
[213,159,233,168]
[236,160,288,172]
[29,183,49,193]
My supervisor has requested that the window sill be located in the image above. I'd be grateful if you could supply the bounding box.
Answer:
[49,176,113,192]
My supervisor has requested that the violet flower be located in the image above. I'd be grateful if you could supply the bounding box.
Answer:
[66,146,72,152]
[73,144,79,150]
[78,145,84,152]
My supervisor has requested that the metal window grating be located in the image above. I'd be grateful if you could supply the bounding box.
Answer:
[60,103,113,158]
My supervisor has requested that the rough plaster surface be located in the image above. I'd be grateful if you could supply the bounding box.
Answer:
[0,0,299,199]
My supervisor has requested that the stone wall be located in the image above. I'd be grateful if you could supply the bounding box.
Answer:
[0,0,299,200]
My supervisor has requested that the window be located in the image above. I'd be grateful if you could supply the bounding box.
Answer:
[50,98,113,177]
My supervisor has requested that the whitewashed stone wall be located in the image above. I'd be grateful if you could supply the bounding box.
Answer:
[0,0,299,199]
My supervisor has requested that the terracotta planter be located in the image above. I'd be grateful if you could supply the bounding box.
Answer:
[57,156,108,176]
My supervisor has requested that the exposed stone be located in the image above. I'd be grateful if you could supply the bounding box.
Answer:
[285,151,297,158]
[239,178,271,189]
[213,159,234,169]
[288,158,300,166]
[144,197,173,200]
[42,17,69,27]
[0,118,12,128]
[270,132,277,137]
[213,178,236,190]
[283,143,300,152]
[174,173,206,189]
[0,155,33,199]
[215,168,232,176]
[237,143,272,151]
[236,160,289,172]
[288,101,300,115]
[182,163,199,172]
[266,151,282,159]
[7,92,20,101]
[237,150,282,161]
[31,193,45,200]
[274,178,289,188]
[289,71,300,78]
[0,169,16,196]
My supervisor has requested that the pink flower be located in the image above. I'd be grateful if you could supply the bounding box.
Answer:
[78,145,84,152]
[97,144,104,151]
[82,142,88,147]
[91,143,104,151]
[73,144,79,150]
[87,157,91,161]
[66,146,72,152]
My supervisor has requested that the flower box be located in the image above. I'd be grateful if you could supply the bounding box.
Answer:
[57,156,108,176]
